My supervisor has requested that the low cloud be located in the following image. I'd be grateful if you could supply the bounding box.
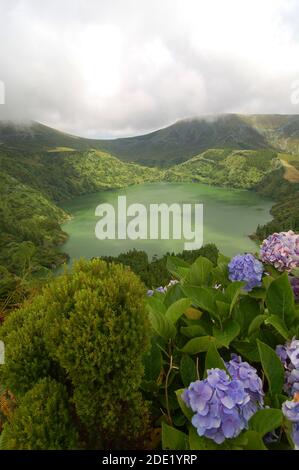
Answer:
[0,0,299,137]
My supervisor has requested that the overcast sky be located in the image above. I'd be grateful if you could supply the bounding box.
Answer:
[0,0,299,138]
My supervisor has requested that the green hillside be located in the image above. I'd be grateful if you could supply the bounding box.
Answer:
[164,148,280,188]
[2,114,299,167]
[1,115,299,311]
[0,146,162,306]
[0,147,162,202]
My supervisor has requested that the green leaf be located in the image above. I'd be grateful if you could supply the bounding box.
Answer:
[213,320,240,348]
[248,315,266,335]
[188,426,218,450]
[148,309,176,340]
[233,297,261,337]
[163,284,185,308]
[225,281,245,314]
[162,422,189,450]
[180,325,207,338]
[264,315,290,340]
[180,355,197,387]
[266,272,295,324]
[143,340,163,383]
[257,340,284,397]
[181,336,220,354]
[181,286,218,319]
[215,301,230,319]
[166,256,190,281]
[165,298,192,324]
[242,431,267,450]
[205,341,225,373]
[186,257,214,286]
[263,275,274,290]
[188,425,232,450]
[249,409,283,436]
[232,340,261,362]
[175,389,193,420]
[147,295,167,314]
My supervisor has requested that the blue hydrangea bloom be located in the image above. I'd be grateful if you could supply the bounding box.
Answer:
[182,368,260,444]
[282,396,299,448]
[276,338,299,395]
[226,354,264,420]
[228,254,264,292]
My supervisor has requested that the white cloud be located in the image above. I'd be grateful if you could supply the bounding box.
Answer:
[0,0,299,137]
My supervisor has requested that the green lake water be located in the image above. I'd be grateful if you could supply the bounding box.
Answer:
[60,182,273,261]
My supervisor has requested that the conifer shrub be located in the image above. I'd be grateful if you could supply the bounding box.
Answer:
[0,259,151,449]
[0,378,79,450]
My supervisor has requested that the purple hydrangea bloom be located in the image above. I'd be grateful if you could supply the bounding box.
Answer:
[290,276,299,301]
[226,354,264,419]
[228,254,264,292]
[282,397,299,422]
[155,286,166,293]
[282,395,299,448]
[276,338,299,395]
[293,422,299,448]
[182,368,260,444]
[260,230,299,272]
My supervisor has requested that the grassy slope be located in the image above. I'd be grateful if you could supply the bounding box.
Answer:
[0,146,162,294]
[164,148,280,189]
[2,114,299,167]
[1,117,299,293]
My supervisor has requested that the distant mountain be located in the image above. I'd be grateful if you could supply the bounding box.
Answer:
[1,114,299,166]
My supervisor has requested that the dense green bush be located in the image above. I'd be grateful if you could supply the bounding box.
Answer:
[143,242,299,450]
[101,244,219,288]
[0,259,151,449]
[0,378,79,450]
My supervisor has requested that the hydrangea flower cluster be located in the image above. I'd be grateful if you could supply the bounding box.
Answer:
[147,279,179,297]
[276,338,299,395]
[228,254,264,292]
[260,230,299,272]
[182,363,264,444]
[282,394,299,448]
[226,354,264,414]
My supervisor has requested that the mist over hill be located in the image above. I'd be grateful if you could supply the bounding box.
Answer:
[1,114,299,166]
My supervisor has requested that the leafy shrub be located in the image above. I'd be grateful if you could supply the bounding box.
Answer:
[144,233,299,450]
[0,378,79,450]
[0,259,151,449]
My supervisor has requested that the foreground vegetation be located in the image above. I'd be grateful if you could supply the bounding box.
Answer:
[1,231,299,450]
